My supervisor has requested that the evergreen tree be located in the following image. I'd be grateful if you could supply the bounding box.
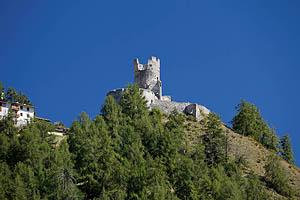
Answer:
[121,84,148,121]
[264,155,294,197]
[230,99,276,149]
[203,112,227,166]
[14,174,28,200]
[280,134,295,164]
[0,82,31,104]
[67,112,91,173]
[101,95,123,152]
[0,162,13,199]
[6,87,18,102]
[16,90,30,105]
[244,173,270,200]
[268,127,280,153]
[13,162,38,200]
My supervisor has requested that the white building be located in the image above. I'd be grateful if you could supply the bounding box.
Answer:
[0,101,35,126]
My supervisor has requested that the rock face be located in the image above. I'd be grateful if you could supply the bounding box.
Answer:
[107,56,210,120]
[150,101,209,121]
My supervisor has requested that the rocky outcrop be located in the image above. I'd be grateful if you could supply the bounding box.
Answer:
[150,100,210,120]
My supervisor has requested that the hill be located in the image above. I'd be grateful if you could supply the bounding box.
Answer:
[0,84,299,199]
[183,114,300,199]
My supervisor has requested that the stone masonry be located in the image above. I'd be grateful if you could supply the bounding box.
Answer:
[107,56,210,120]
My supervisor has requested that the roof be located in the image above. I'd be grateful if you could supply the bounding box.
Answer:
[0,100,37,109]
[35,116,51,122]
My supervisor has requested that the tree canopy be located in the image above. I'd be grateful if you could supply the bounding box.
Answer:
[0,82,31,105]
[0,85,296,199]
[231,99,279,152]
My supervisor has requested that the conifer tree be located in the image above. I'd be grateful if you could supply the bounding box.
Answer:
[16,90,30,105]
[121,84,148,121]
[264,155,294,197]
[101,95,123,152]
[280,134,295,164]
[0,162,13,199]
[268,127,280,153]
[203,112,227,166]
[231,99,277,150]
[244,173,270,200]
[6,87,18,102]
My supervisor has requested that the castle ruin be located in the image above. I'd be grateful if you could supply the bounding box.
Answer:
[107,56,210,120]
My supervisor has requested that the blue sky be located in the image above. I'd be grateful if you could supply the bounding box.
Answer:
[1,0,300,164]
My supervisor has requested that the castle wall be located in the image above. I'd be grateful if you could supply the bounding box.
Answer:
[107,88,158,106]
[107,89,210,121]
[107,56,211,121]
[106,88,126,104]
[161,96,171,101]
[134,69,160,90]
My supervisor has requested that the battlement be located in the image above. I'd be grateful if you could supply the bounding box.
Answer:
[134,56,162,99]
[134,56,160,72]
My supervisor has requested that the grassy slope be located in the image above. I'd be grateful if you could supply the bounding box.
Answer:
[182,116,300,199]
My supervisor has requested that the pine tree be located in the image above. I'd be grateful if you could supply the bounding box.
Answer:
[280,134,295,164]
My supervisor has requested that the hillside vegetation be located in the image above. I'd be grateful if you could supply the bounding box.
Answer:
[0,84,299,199]
[184,115,300,199]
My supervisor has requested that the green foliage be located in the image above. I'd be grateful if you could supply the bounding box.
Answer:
[244,173,270,200]
[121,83,149,120]
[231,99,279,152]
[264,154,294,197]
[280,134,295,164]
[203,112,227,166]
[16,91,30,105]
[0,82,31,104]
[0,117,80,199]
[6,87,18,102]
[1,83,295,199]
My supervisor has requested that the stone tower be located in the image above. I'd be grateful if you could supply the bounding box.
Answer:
[134,56,162,99]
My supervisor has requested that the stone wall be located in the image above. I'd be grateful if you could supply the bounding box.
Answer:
[107,88,158,106]
[107,56,210,121]
[107,89,210,120]
[106,88,126,104]
[161,96,171,101]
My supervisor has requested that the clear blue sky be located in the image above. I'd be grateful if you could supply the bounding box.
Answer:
[1,1,300,164]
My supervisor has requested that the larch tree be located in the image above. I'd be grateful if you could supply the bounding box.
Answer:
[280,134,295,164]
[203,112,227,166]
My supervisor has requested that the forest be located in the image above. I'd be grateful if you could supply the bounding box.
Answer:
[0,83,297,199]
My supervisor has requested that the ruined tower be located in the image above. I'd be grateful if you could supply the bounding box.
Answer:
[107,56,210,120]
[134,56,162,99]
